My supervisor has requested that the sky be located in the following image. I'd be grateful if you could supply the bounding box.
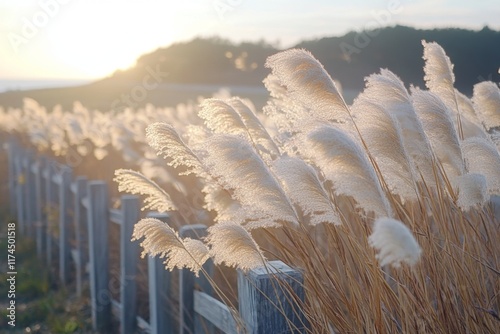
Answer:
[0,0,499,80]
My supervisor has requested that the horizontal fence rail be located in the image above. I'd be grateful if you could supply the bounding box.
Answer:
[6,138,306,334]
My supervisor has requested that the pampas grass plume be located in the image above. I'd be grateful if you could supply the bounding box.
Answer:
[227,97,280,160]
[200,134,299,228]
[422,40,458,113]
[411,87,465,180]
[114,169,176,212]
[461,137,500,195]
[273,156,341,225]
[265,48,349,123]
[207,221,266,271]
[132,218,210,275]
[369,218,422,268]
[455,173,489,211]
[472,81,500,130]
[198,99,248,136]
[352,97,417,202]
[146,122,204,176]
[298,124,392,217]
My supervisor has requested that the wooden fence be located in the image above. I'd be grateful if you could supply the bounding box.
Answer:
[5,139,307,334]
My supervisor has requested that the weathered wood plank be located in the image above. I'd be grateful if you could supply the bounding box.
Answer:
[238,260,307,334]
[179,224,214,334]
[194,291,237,333]
[23,152,35,238]
[29,154,39,239]
[6,140,17,216]
[147,212,173,334]
[44,161,54,266]
[120,195,140,334]
[87,181,111,333]
[15,150,25,235]
[33,158,45,259]
[59,166,72,285]
[73,176,87,297]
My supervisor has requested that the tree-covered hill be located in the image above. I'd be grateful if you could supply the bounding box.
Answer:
[1,25,498,110]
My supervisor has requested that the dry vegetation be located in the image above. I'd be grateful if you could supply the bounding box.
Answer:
[1,41,499,333]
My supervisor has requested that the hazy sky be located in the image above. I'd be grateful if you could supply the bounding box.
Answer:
[1,0,499,80]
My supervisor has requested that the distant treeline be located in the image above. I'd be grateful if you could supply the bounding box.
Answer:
[111,25,500,93]
[1,25,498,110]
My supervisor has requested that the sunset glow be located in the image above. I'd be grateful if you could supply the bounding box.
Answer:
[0,0,499,80]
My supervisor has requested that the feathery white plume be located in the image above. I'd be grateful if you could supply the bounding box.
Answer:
[360,69,435,186]
[262,71,310,137]
[198,99,248,136]
[352,79,418,202]
[454,90,481,125]
[202,182,243,223]
[114,169,176,212]
[200,134,299,228]
[454,90,488,139]
[273,156,341,225]
[472,81,500,130]
[263,73,288,99]
[184,124,212,147]
[461,137,500,195]
[265,48,350,123]
[422,40,459,114]
[455,173,489,211]
[227,98,280,160]
[146,122,205,176]
[357,69,411,107]
[200,98,280,161]
[298,124,392,217]
[369,218,422,268]
[132,218,209,275]
[207,222,266,271]
[411,87,465,180]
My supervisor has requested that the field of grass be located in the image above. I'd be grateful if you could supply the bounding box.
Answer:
[1,41,499,333]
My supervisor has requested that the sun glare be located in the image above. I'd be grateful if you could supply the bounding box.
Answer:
[3,1,191,79]
[45,2,182,79]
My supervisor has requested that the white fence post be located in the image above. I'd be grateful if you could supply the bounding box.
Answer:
[59,166,72,285]
[146,212,173,334]
[179,224,214,334]
[24,151,37,239]
[120,195,140,334]
[87,180,111,332]
[73,176,87,297]
[33,157,45,259]
[15,148,26,236]
[44,160,54,266]
[238,261,307,334]
[7,139,17,217]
